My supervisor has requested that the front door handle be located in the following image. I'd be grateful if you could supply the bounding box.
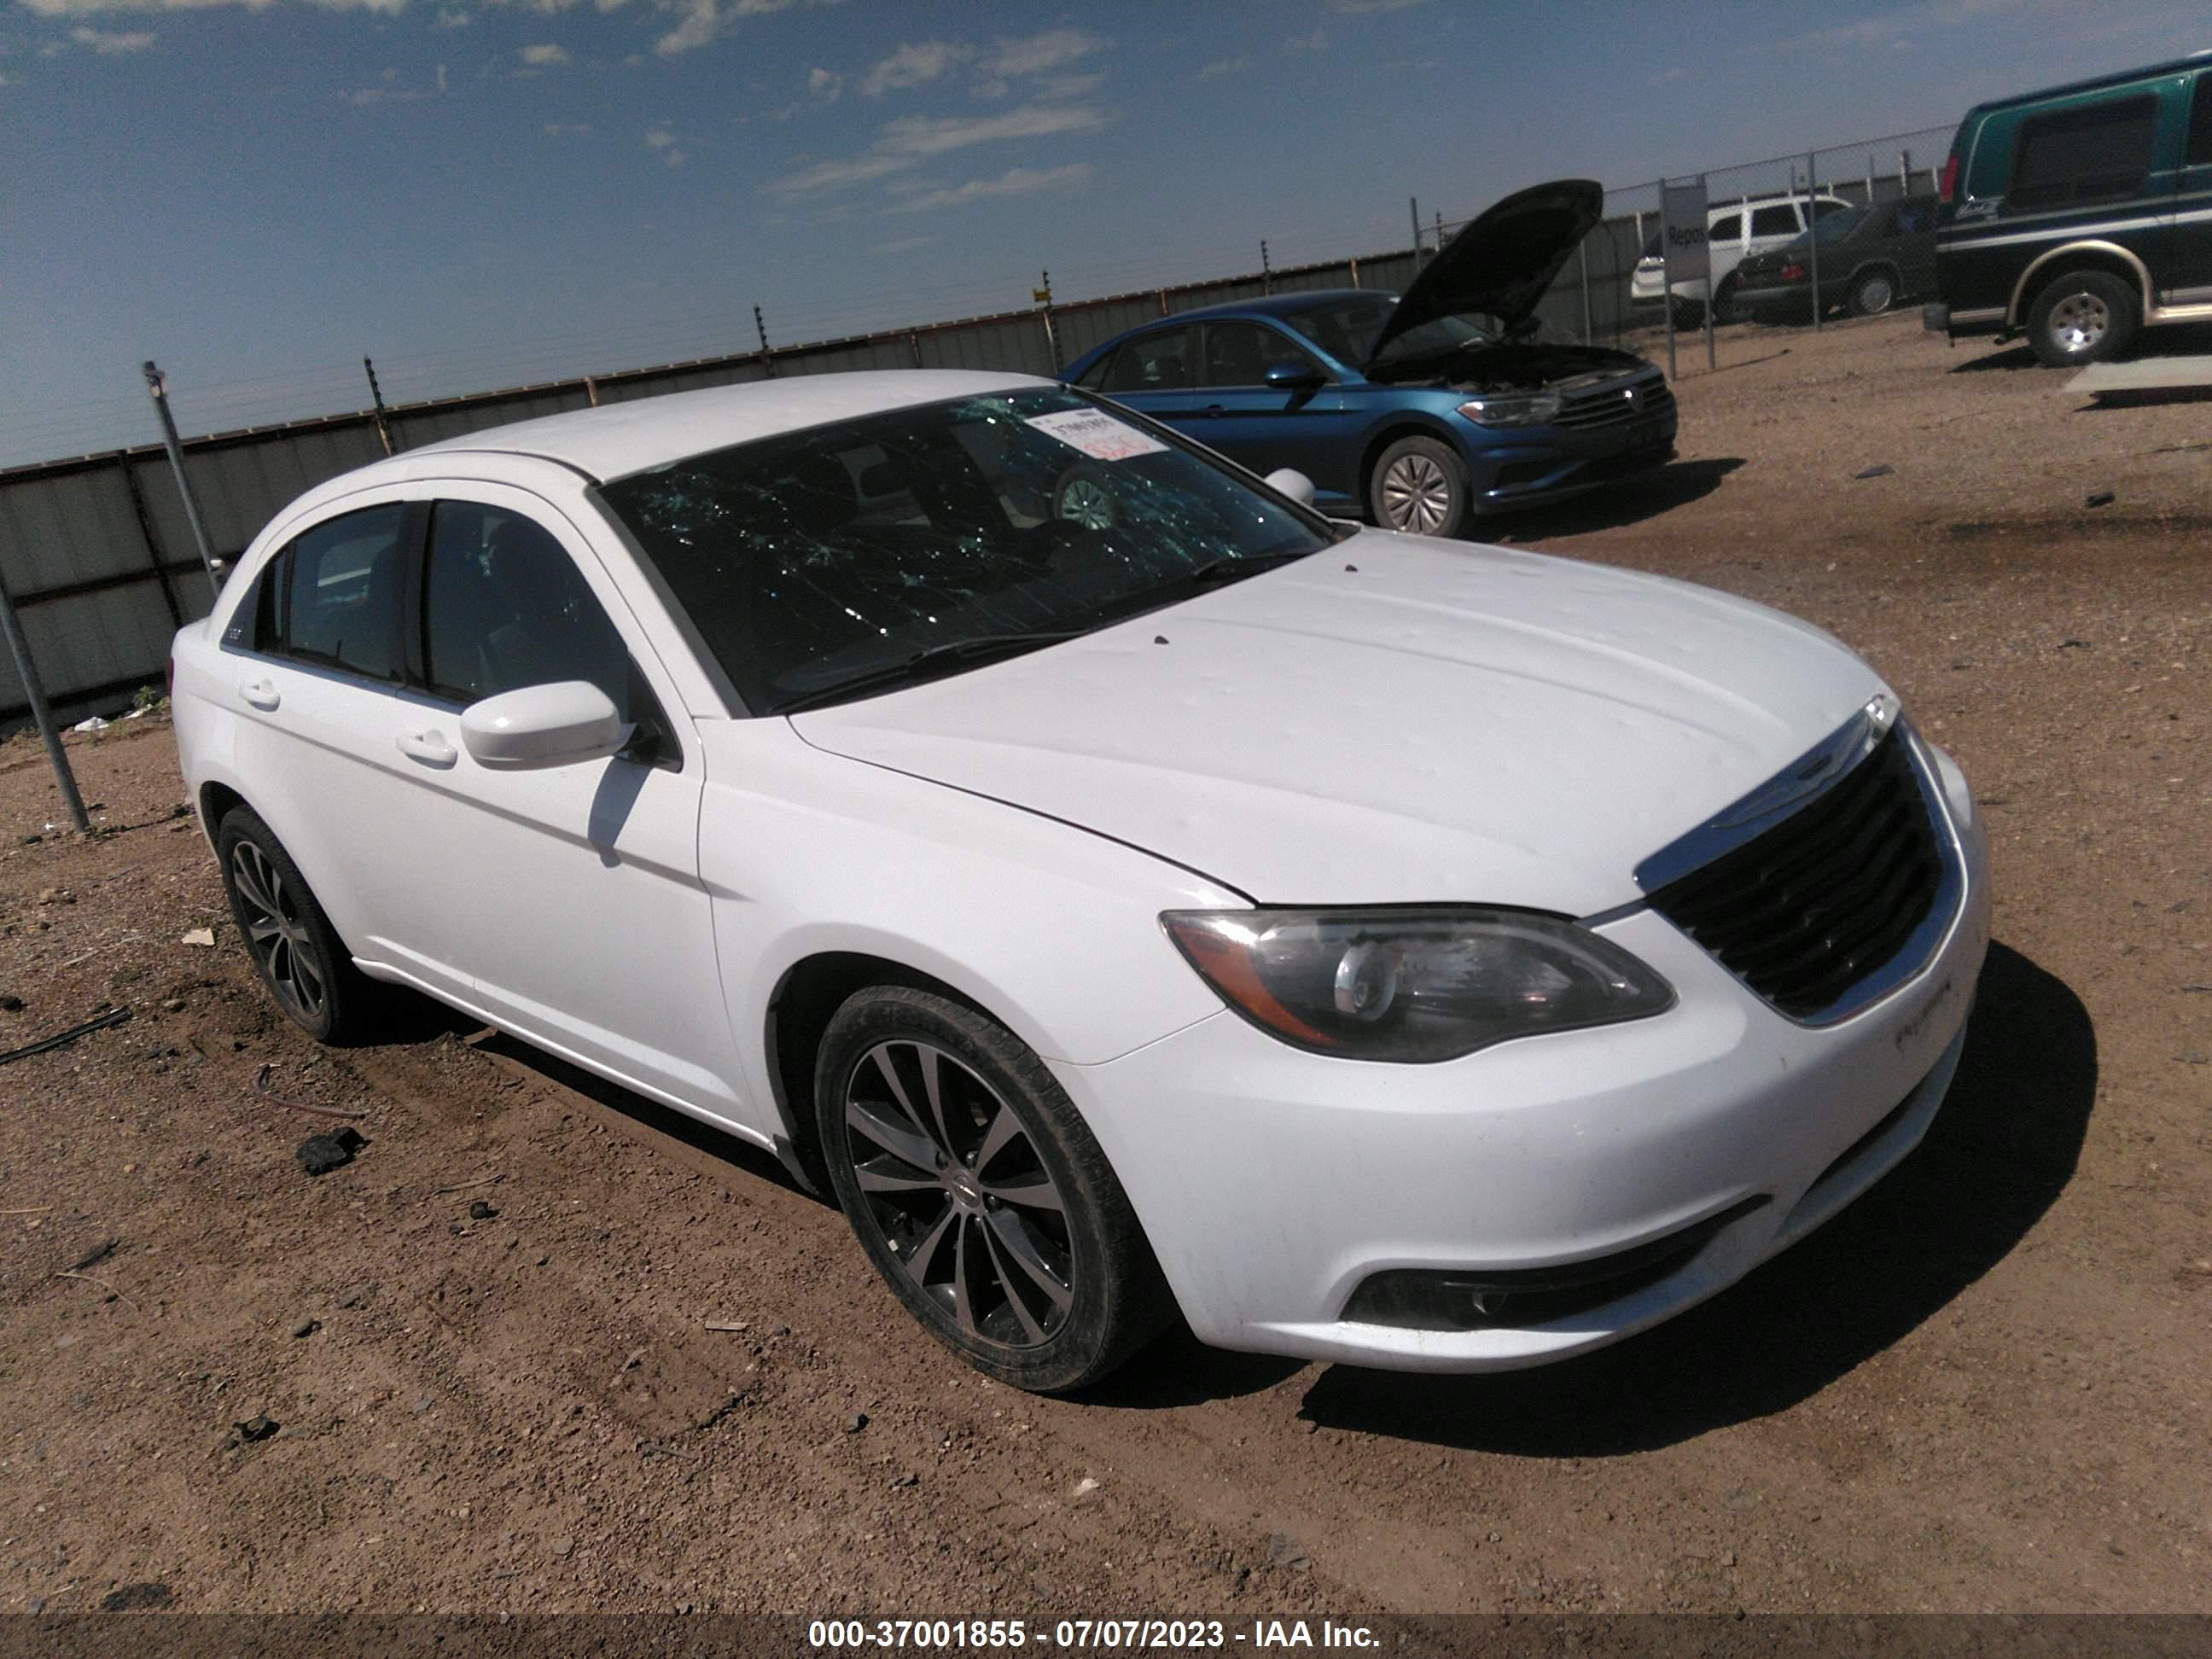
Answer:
[396,728,458,769]
[1201,403,1226,416]
[240,678,281,711]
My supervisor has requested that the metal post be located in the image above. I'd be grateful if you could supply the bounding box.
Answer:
[1409,196,1423,265]
[0,571,90,834]
[141,362,222,604]
[907,331,924,369]
[754,306,776,379]
[1866,154,1876,204]
[1901,149,1912,197]
[362,356,393,457]
[1435,211,1446,255]
[584,375,601,406]
[1037,271,1061,372]
[1577,238,1592,344]
[1260,240,1272,296]
[1806,151,1822,332]
[1348,255,1361,289]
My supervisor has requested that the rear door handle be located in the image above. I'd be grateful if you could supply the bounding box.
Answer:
[396,728,457,769]
[240,678,281,711]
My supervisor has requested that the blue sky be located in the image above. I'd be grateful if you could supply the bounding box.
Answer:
[3,0,2204,464]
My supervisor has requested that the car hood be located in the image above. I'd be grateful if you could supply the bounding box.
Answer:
[1366,178,1606,364]
[789,533,1885,916]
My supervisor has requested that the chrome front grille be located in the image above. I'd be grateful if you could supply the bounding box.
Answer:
[1641,719,1957,1024]
[1553,375,1674,431]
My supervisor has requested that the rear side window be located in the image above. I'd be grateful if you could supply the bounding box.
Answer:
[1102,327,1194,393]
[2188,74,2212,168]
[1708,213,1743,245]
[421,502,635,710]
[1749,205,1798,237]
[2008,95,2158,209]
[256,504,408,683]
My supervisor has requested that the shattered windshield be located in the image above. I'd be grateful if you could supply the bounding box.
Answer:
[597,388,1332,714]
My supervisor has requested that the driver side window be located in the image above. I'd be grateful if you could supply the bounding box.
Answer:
[422,501,677,761]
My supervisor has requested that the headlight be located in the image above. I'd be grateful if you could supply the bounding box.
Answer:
[1160,906,1675,1062]
[1458,393,1562,428]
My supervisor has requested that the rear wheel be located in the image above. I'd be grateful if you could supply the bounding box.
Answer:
[1368,435,1471,538]
[1848,267,1898,317]
[2026,269,2138,369]
[215,807,382,1043]
[814,987,1171,1394]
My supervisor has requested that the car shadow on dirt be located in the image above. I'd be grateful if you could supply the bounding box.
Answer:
[1496,457,1744,542]
[1293,941,2095,1454]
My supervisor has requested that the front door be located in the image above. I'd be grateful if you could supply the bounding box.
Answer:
[1190,321,1362,501]
[397,485,750,1124]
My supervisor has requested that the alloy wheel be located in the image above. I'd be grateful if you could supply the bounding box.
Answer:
[1379,452,1452,534]
[2048,292,2109,355]
[841,1039,1075,1348]
[1055,475,1115,531]
[1858,274,1895,314]
[229,840,328,1022]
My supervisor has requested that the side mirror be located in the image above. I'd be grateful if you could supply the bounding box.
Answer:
[1263,468,1318,508]
[1264,361,1326,392]
[460,680,629,771]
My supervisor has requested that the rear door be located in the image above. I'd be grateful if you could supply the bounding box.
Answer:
[1190,320,1361,498]
[397,486,749,1121]
[221,496,473,999]
[1094,324,1204,430]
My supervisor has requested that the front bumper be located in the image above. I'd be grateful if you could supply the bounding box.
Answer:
[1462,415,1679,515]
[1053,763,1990,1372]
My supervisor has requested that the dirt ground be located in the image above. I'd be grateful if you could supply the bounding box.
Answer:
[2,311,2207,1618]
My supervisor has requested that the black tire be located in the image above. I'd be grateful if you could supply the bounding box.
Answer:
[1367,434,1471,538]
[1710,275,1749,326]
[1667,298,1704,331]
[814,987,1172,1394]
[214,806,382,1044]
[1847,267,1899,317]
[2026,269,2139,369]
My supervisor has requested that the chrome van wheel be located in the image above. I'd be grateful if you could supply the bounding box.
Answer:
[2027,269,2139,369]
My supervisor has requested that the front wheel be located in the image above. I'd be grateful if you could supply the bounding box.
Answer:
[1710,276,1749,326]
[2027,270,2139,368]
[814,987,1172,1393]
[1368,435,1471,538]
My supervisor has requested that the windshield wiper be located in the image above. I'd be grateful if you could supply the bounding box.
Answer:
[1174,549,1318,588]
[776,629,1086,714]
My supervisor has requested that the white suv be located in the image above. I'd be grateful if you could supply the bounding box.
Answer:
[1633,192,1854,324]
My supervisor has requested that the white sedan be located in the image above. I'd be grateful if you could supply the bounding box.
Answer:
[171,370,1988,1393]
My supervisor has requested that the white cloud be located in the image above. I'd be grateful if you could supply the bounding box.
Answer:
[644,125,687,163]
[806,64,839,100]
[544,119,591,134]
[70,23,156,48]
[767,150,918,195]
[870,234,932,254]
[879,102,1105,157]
[644,125,674,145]
[20,0,406,14]
[518,40,568,64]
[888,162,1090,214]
[434,5,469,21]
[1284,27,1327,53]
[978,26,1102,78]
[650,0,830,56]
[1196,54,1247,80]
[859,38,967,96]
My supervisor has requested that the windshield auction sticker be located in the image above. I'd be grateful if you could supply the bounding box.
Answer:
[1024,409,1168,462]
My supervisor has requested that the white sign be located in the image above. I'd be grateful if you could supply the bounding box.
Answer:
[1660,178,1711,288]
[1025,409,1168,463]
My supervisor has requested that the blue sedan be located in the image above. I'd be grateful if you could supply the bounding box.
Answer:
[1060,180,1678,538]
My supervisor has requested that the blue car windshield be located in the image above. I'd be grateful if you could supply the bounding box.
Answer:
[1279,296,1512,368]
[598,388,1334,714]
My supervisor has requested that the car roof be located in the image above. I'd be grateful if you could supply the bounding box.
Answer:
[1135,289,1385,326]
[401,369,1053,482]
[1965,50,2210,118]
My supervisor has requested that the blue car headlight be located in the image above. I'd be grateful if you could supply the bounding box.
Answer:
[1458,393,1563,428]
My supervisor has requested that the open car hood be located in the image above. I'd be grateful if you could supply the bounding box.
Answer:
[1366,178,1605,365]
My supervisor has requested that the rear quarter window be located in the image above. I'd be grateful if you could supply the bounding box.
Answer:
[2007,94,2159,210]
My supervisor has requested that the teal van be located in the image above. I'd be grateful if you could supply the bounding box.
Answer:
[1926,52,2212,366]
